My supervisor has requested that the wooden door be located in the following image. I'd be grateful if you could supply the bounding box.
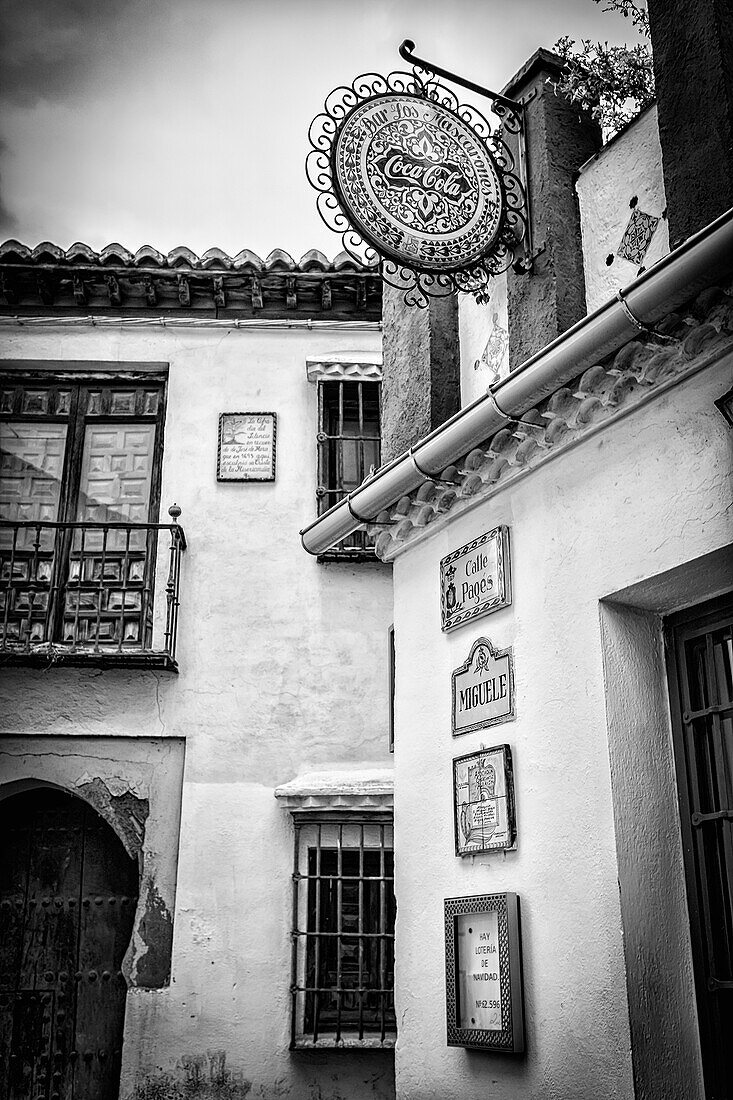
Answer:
[0,788,139,1099]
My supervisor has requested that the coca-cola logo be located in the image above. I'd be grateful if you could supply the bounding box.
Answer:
[373,148,473,203]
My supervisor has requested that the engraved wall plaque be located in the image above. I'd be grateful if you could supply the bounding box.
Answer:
[217,412,276,482]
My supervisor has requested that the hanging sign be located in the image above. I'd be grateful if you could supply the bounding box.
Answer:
[333,95,504,272]
[452,637,514,735]
[306,56,527,306]
[444,892,524,1052]
[440,526,511,633]
[453,744,516,856]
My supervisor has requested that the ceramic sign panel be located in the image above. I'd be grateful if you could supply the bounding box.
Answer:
[452,637,514,735]
[453,745,516,857]
[217,412,277,482]
[440,526,511,632]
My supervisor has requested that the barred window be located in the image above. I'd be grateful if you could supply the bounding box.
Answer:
[290,817,396,1049]
[317,380,380,559]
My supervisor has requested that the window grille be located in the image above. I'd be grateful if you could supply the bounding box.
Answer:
[317,380,380,558]
[666,596,733,1097]
[290,816,396,1048]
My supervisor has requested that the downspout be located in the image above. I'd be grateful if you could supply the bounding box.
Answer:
[301,206,733,556]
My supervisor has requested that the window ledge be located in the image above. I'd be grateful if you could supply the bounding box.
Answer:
[274,769,393,813]
[0,645,179,673]
[317,549,381,564]
[291,1034,396,1051]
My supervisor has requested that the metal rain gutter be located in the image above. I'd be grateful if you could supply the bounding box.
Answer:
[300,206,733,556]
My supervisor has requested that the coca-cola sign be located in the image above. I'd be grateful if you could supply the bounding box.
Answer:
[334,94,503,271]
[307,65,527,306]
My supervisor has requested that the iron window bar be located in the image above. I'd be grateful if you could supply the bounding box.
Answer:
[316,380,381,558]
[0,511,186,668]
[290,816,396,1049]
[672,615,733,1007]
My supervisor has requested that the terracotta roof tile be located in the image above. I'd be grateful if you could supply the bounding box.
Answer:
[264,248,296,271]
[0,240,375,274]
[132,245,167,266]
[367,282,733,560]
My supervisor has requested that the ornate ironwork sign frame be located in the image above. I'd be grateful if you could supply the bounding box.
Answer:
[307,41,528,307]
[453,744,516,857]
[444,892,524,1052]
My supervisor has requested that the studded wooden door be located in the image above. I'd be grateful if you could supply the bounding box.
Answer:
[0,788,139,1100]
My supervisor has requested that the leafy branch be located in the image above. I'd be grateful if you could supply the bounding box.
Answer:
[551,0,655,139]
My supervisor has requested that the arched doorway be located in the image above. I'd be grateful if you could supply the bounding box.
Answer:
[0,786,139,1099]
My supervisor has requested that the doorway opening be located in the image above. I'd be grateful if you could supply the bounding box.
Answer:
[0,785,139,1099]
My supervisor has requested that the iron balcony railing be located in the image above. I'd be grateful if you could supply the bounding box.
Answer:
[0,505,186,669]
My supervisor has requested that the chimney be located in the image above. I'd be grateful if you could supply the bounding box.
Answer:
[380,287,460,464]
[647,0,733,245]
[504,50,601,369]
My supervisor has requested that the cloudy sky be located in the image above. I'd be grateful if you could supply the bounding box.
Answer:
[0,0,643,260]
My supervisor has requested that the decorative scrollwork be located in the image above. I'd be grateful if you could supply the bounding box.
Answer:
[306,60,529,308]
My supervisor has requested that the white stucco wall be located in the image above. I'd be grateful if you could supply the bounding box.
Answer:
[577,105,670,314]
[0,321,395,1100]
[390,355,732,1100]
[458,275,509,408]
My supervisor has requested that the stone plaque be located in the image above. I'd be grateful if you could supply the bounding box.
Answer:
[440,526,511,632]
[453,745,516,857]
[217,412,276,482]
[452,637,514,735]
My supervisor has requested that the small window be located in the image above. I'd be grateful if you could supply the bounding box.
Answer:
[317,380,381,559]
[290,817,396,1048]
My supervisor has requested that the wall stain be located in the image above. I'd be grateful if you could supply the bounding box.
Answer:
[77,776,149,856]
[128,1050,252,1099]
[134,880,174,988]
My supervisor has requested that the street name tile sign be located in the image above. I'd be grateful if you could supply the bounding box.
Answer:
[452,636,515,735]
[440,526,511,632]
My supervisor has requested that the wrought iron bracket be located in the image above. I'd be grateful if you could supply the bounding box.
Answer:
[398,39,522,119]
[398,39,535,274]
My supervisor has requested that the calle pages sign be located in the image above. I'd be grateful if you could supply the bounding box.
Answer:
[440,526,511,633]
[452,637,515,736]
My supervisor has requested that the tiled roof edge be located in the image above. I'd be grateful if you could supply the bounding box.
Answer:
[0,239,378,275]
[368,283,733,560]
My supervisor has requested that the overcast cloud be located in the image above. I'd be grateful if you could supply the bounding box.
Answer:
[0,0,646,256]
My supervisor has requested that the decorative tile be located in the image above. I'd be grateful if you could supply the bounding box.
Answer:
[617,208,660,267]
[22,389,49,414]
[111,391,136,414]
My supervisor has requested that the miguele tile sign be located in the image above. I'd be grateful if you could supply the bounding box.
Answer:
[452,637,515,736]
[440,526,511,633]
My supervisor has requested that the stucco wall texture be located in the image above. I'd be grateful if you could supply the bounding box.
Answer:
[576,104,670,315]
[390,356,732,1100]
[0,323,395,1100]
